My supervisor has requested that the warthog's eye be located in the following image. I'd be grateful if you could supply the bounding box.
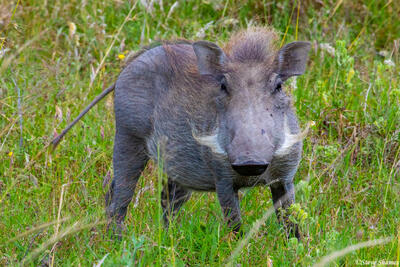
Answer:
[220,77,229,95]
[274,77,283,93]
[221,83,228,93]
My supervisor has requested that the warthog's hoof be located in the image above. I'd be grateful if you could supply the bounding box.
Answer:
[106,220,127,241]
[285,223,301,241]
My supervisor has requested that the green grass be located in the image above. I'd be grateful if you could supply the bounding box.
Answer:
[1,0,399,266]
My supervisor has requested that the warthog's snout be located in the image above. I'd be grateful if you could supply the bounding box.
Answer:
[231,160,269,176]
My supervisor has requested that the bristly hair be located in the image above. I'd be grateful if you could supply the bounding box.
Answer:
[123,39,193,69]
[223,27,278,64]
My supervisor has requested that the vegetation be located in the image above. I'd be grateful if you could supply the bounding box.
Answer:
[1,0,399,266]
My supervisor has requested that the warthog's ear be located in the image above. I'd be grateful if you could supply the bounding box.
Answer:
[193,41,226,75]
[276,41,311,80]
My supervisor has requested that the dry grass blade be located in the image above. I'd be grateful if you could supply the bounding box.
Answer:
[93,253,109,267]
[280,1,297,47]
[88,1,138,91]
[295,0,300,41]
[50,182,71,267]
[327,0,344,21]
[0,29,48,74]
[166,1,179,20]
[21,219,107,265]
[12,78,23,149]
[23,142,51,170]
[312,237,393,267]
[5,217,70,245]
[0,0,20,51]
[224,206,276,266]
[0,120,15,152]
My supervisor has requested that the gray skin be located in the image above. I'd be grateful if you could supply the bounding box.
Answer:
[103,31,311,239]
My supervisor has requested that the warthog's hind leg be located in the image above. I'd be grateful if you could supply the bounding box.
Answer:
[105,130,149,238]
[161,179,192,228]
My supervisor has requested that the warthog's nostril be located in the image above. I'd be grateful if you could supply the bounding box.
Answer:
[231,161,269,176]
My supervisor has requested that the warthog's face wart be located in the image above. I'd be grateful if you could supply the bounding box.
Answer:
[193,30,310,176]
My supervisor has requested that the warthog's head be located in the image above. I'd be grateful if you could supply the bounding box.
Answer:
[193,28,311,176]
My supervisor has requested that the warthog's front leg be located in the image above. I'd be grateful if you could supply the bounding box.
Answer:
[270,182,300,239]
[216,179,242,233]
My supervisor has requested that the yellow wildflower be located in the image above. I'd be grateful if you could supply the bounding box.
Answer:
[68,22,76,38]
[346,68,355,84]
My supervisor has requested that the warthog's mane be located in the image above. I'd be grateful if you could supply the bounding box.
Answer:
[123,39,194,70]
[223,26,278,65]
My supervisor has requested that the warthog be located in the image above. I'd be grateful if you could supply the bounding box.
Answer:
[53,27,311,239]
